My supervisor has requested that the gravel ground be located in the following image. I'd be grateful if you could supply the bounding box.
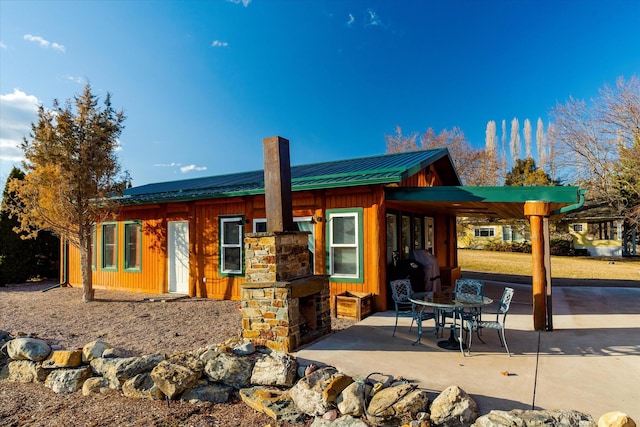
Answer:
[0,281,355,427]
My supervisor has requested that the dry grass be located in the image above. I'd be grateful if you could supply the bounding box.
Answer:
[458,249,640,280]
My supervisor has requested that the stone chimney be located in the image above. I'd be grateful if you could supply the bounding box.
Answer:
[240,136,331,352]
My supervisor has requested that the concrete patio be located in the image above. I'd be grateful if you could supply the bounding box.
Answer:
[294,280,640,421]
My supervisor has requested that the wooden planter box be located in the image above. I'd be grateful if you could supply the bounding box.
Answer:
[334,291,374,321]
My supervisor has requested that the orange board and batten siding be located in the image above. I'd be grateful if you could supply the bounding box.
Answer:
[65,186,389,309]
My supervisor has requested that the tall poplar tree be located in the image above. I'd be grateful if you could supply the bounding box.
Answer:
[6,84,128,302]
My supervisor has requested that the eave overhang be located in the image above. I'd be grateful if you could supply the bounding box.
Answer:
[385,186,585,219]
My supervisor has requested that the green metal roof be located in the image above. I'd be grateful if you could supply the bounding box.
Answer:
[385,186,585,219]
[120,149,459,204]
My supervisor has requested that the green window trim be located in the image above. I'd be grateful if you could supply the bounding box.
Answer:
[124,221,142,272]
[326,208,364,284]
[91,225,96,271]
[219,215,245,277]
[101,222,118,271]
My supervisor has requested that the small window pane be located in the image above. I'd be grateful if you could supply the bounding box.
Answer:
[332,217,355,244]
[224,247,241,271]
[333,247,357,275]
[224,222,240,244]
[125,222,141,270]
[102,224,117,269]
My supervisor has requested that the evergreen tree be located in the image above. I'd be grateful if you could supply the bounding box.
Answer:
[0,167,59,285]
[504,158,560,186]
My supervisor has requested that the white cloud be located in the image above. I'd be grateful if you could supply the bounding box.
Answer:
[212,40,229,48]
[154,162,182,167]
[24,34,65,52]
[67,75,86,84]
[226,0,251,7]
[346,13,355,27]
[366,9,382,27]
[0,41,7,49]
[0,89,40,164]
[180,164,207,173]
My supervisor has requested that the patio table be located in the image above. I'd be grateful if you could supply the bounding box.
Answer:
[409,291,493,355]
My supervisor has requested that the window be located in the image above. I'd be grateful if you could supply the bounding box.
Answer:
[220,216,243,275]
[101,223,117,270]
[90,225,96,270]
[586,221,620,241]
[474,226,495,238]
[327,209,363,282]
[253,219,267,233]
[124,221,142,271]
[572,223,584,233]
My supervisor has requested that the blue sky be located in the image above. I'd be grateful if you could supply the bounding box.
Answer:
[1,0,639,188]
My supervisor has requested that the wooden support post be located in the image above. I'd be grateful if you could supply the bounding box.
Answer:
[524,201,551,331]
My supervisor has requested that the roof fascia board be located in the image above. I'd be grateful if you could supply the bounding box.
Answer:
[386,186,582,204]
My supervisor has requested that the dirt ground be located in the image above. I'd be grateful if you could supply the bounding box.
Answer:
[0,281,355,427]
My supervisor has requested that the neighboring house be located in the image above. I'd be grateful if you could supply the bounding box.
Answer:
[63,149,462,312]
[457,220,528,249]
[563,201,629,257]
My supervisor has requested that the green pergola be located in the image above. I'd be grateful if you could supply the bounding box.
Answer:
[386,185,586,331]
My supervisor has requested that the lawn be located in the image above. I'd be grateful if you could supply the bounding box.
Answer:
[458,249,640,281]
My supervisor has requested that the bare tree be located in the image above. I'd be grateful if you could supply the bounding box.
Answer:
[501,119,508,180]
[485,120,500,185]
[510,118,521,163]
[385,126,490,185]
[536,118,546,170]
[523,118,532,159]
[549,75,640,222]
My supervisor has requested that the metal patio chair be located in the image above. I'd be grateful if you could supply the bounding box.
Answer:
[438,279,485,336]
[390,279,436,337]
[467,287,515,356]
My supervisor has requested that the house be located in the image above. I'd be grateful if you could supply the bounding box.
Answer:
[457,219,529,249]
[562,200,636,257]
[61,142,584,317]
[63,148,462,311]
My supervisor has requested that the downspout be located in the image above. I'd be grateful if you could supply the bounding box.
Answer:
[551,189,586,216]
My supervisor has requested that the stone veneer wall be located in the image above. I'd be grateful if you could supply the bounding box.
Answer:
[241,232,331,353]
[244,232,310,282]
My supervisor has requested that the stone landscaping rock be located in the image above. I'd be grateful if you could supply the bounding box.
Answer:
[122,372,164,400]
[204,351,254,389]
[150,359,200,399]
[472,409,596,427]
[42,349,82,368]
[82,340,112,362]
[5,337,51,361]
[289,366,342,416]
[430,385,479,427]
[44,366,92,393]
[90,354,165,388]
[367,383,429,426]
[337,380,368,416]
[323,373,353,404]
[251,350,298,387]
[82,377,111,395]
[310,414,370,427]
[598,412,636,427]
[5,360,49,383]
[239,386,305,423]
[233,340,256,355]
[0,333,629,426]
[166,351,205,374]
[181,383,233,403]
[102,347,123,358]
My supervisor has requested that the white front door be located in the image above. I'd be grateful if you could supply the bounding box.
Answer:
[168,221,189,294]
